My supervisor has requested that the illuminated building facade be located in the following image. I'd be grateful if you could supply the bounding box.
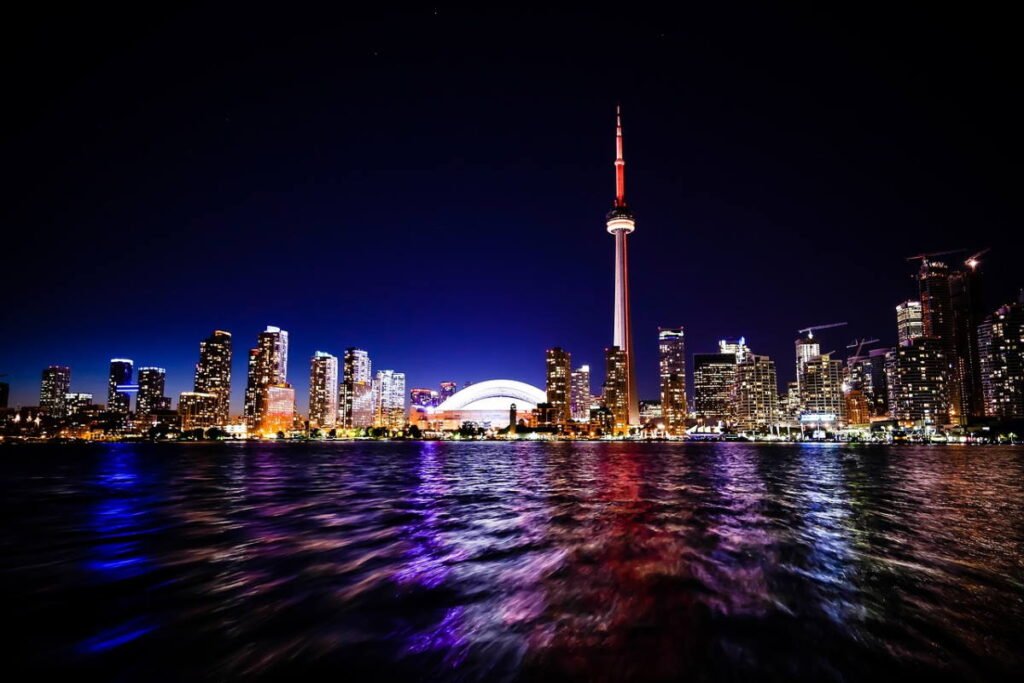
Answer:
[800,353,846,423]
[439,381,457,402]
[606,105,639,425]
[845,389,872,426]
[243,326,289,431]
[658,327,687,434]
[570,365,591,421]
[896,300,924,346]
[794,335,820,402]
[545,347,572,425]
[373,369,406,431]
[951,264,986,419]
[194,330,232,425]
[917,261,963,424]
[64,392,93,418]
[261,384,295,436]
[410,388,436,408]
[603,346,629,431]
[432,380,545,430]
[639,400,662,423]
[693,353,736,425]
[340,348,373,429]
[718,337,750,364]
[735,353,778,431]
[108,359,134,414]
[885,337,949,427]
[977,297,1024,419]
[308,351,338,428]
[178,391,219,431]
[40,365,71,416]
[136,367,169,419]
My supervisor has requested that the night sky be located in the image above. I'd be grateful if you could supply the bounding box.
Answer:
[2,6,1019,412]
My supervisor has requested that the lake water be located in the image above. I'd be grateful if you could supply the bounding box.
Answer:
[1,441,1022,681]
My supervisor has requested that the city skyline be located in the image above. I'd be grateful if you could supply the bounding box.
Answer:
[2,7,1019,414]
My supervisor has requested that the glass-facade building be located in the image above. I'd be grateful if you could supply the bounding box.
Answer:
[545,347,572,426]
[194,330,232,426]
[308,351,338,428]
[658,327,687,434]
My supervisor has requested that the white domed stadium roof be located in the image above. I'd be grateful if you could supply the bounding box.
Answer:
[436,379,546,412]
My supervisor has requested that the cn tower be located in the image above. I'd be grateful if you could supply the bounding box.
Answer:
[607,104,639,425]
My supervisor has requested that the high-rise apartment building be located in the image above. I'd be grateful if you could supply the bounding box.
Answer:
[800,353,846,423]
[194,330,232,425]
[545,347,572,425]
[896,300,924,346]
[373,369,406,431]
[885,337,949,427]
[570,365,591,422]
[603,346,629,431]
[658,328,687,434]
[136,367,169,418]
[693,352,736,425]
[243,326,289,431]
[40,365,71,416]
[340,348,373,429]
[735,354,778,431]
[178,392,219,431]
[309,351,339,428]
[917,260,963,424]
[977,296,1024,419]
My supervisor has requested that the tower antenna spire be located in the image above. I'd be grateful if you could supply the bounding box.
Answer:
[615,103,626,207]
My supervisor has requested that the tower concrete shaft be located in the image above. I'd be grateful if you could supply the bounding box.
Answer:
[606,104,639,425]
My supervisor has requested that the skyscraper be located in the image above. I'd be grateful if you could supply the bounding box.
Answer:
[896,300,924,346]
[800,353,846,423]
[658,327,687,435]
[194,330,232,426]
[886,337,949,427]
[178,392,219,431]
[603,346,629,432]
[606,105,639,425]
[735,354,778,432]
[243,326,289,431]
[107,359,134,414]
[570,365,591,421]
[977,295,1024,419]
[262,384,296,436]
[308,351,339,428]
[951,261,986,419]
[917,260,963,424]
[718,337,750,364]
[340,348,373,429]
[136,367,169,418]
[373,369,405,431]
[693,353,736,425]
[40,365,71,416]
[545,347,572,425]
[794,334,820,401]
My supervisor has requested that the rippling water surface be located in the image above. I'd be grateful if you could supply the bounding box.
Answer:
[2,442,1023,681]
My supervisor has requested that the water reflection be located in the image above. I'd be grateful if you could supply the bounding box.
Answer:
[1,442,1023,681]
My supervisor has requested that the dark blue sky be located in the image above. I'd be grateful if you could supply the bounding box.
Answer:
[2,6,1019,411]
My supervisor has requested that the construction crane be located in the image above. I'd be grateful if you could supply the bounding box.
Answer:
[906,248,965,263]
[846,338,880,359]
[797,322,848,340]
[965,247,991,270]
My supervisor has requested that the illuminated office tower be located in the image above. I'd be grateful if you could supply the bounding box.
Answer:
[896,300,924,346]
[735,354,778,431]
[718,336,750,364]
[194,330,232,425]
[545,347,572,425]
[570,365,591,421]
[693,352,737,425]
[605,105,639,425]
[261,384,295,436]
[308,351,338,428]
[340,348,373,429]
[136,367,169,418]
[917,260,963,424]
[977,296,1024,419]
[410,388,435,408]
[40,365,71,416]
[373,369,406,431]
[243,326,289,430]
[658,327,687,434]
[178,391,219,431]
[603,346,629,431]
[800,353,846,422]
[108,359,134,414]
[885,337,949,427]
